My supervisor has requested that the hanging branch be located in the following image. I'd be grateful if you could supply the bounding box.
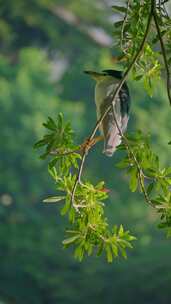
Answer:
[111,105,154,208]
[121,0,131,52]
[35,0,171,262]
[152,4,171,106]
[71,0,154,209]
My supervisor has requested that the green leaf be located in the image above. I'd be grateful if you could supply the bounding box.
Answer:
[114,20,123,28]
[43,117,57,131]
[119,224,124,236]
[134,74,143,81]
[87,244,93,256]
[61,198,71,216]
[126,235,137,241]
[34,139,46,149]
[116,158,129,169]
[112,5,127,13]
[111,244,118,257]
[96,242,104,256]
[63,235,80,245]
[74,245,84,262]
[58,112,63,131]
[43,196,65,203]
[105,245,113,263]
[147,182,154,195]
[158,222,169,229]
[48,165,58,181]
[120,240,133,249]
[165,167,171,175]
[49,157,58,169]
[129,168,138,192]
[120,247,127,259]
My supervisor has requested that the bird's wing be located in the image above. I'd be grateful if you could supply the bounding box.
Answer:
[100,93,122,157]
[119,82,130,132]
[99,83,130,157]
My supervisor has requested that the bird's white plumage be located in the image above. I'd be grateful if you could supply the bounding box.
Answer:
[94,76,123,156]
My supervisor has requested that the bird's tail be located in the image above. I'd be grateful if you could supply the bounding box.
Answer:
[103,128,121,157]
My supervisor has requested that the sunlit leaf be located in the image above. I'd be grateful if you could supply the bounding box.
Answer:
[43,196,65,203]
[62,235,80,245]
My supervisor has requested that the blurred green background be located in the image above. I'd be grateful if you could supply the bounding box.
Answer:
[0,1,171,303]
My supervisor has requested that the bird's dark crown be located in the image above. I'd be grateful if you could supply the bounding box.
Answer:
[102,69,123,79]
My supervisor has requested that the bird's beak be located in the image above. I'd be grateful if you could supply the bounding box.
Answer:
[84,70,104,81]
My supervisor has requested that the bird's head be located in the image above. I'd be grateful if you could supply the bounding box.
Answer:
[84,69,123,83]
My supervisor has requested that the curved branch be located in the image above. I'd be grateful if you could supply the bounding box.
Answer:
[71,0,154,210]
[71,153,86,209]
[121,0,131,52]
[111,105,154,208]
[89,1,154,141]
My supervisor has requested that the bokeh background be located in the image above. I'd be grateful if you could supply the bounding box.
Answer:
[0,1,171,303]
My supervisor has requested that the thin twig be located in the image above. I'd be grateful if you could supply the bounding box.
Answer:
[153,4,171,106]
[71,138,102,207]
[71,0,154,210]
[121,0,131,52]
[88,224,107,242]
[71,153,86,209]
[111,105,154,207]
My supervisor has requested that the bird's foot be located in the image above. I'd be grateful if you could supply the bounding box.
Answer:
[81,136,103,153]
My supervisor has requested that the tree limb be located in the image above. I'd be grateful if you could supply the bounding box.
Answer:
[71,0,154,210]
[111,105,154,208]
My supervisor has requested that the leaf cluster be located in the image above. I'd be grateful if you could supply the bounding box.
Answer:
[117,131,171,235]
[113,1,151,57]
[34,114,81,174]
[35,1,171,262]
[112,1,171,97]
[35,114,136,262]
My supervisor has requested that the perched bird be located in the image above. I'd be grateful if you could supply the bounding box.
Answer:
[85,69,130,157]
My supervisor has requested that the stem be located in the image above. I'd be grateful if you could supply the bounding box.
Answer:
[152,4,171,106]
[88,224,108,243]
[71,153,86,208]
[121,0,131,52]
[71,0,154,210]
[111,105,154,208]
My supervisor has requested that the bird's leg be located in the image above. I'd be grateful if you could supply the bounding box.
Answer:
[80,135,104,153]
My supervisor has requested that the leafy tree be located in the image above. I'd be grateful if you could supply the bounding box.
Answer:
[36,0,171,262]
[1,1,171,303]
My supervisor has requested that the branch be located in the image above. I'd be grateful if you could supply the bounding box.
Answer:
[71,153,86,210]
[70,0,154,210]
[111,105,154,208]
[152,5,171,106]
[88,0,154,142]
[121,0,131,52]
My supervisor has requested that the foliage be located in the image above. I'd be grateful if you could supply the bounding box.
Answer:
[113,0,169,97]
[1,0,171,303]
[36,0,171,263]
[35,114,136,262]
[117,131,171,234]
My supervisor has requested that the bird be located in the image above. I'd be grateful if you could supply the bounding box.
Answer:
[84,69,130,157]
